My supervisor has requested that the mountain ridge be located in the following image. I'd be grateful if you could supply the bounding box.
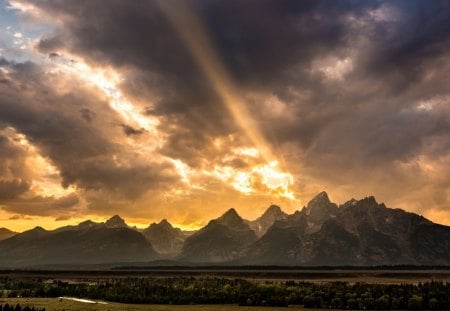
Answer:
[0,192,449,267]
[241,193,449,266]
[0,227,17,240]
[177,208,258,263]
[142,219,187,256]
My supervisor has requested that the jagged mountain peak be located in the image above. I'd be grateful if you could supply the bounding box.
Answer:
[78,220,96,226]
[0,227,16,241]
[31,226,47,232]
[108,214,123,220]
[260,205,288,224]
[262,205,285,218]
[78,219,105,230]
[0,227,15,234]
[342,198,358,207]
[142,218,185,256]
[18,226,48,238]
[105,215,127,228]
[341,196,381,211]
[0,192,449,266]
[307,191,331,208]
[304,191,337,216]
[178,208,257,263]
[296,191,339,231]
[217,208,244,226]
[249,205,288,237]
[147,219,175,231]
[159,219,172,228]
[360,196,378,205]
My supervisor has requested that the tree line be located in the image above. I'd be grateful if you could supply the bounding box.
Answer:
[0,304,45,311]
[0,276,448,309]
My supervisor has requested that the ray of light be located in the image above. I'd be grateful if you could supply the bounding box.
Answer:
[156,0,297,200]
[157,0,275,163]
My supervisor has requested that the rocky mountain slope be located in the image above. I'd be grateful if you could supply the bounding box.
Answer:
[241,192,450,265]
[142,219,188,256]
[0,193,449,267]
[177,208,258,263]
[0,227,16,240]
[248,205,288,237]
[0,216,158,267]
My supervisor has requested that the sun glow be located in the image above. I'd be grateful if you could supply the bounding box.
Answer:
[212,159,295,199]
[47,56,170,157]
[157,0,297,200]
[255,161,295,199]
[60,60,159,133]
[170,159,191,184]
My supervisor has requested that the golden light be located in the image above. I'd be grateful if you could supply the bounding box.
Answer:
[5,0,301,233]
[1,127,75,199]
[232,172,253,194]
[59,60,159,133]
[156,0,298,200]
[156,0,274,160]
[50,56,170,158]
[254,161,295,200]
[211,153,295,199]
[170,159,191,185]
[234,147,260,158]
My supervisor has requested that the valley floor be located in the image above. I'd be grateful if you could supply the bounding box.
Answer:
[1,298,316,311]
[2,268,450,284]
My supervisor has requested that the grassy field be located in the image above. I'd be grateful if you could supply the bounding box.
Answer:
[1,298,313,311]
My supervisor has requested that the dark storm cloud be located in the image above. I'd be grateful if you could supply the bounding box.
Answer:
[28,0,450,158]
[28,0,384,164]
[1,193,80,217]
[48,52,60,58]
[5,0,450,221]
[0,59,177,202]
[0,128,81,217]
[359,1,450,85]
[120,124,145,136]
[0,57,10,66]
[79,108,96,122]
[0,179,30,200]
[33,0,377,85]
[0,131,31,182]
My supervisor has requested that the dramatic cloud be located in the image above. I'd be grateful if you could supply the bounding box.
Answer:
[0,0,449,229]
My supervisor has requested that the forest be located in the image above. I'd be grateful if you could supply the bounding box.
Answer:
[0,277,448,310]
[0,304,45,311]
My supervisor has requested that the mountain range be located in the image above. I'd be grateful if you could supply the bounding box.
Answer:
[0,192,449,267]
[0,227,16,240]
[142,219,190,256]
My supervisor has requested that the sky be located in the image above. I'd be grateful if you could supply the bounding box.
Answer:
[0,0,449,231]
